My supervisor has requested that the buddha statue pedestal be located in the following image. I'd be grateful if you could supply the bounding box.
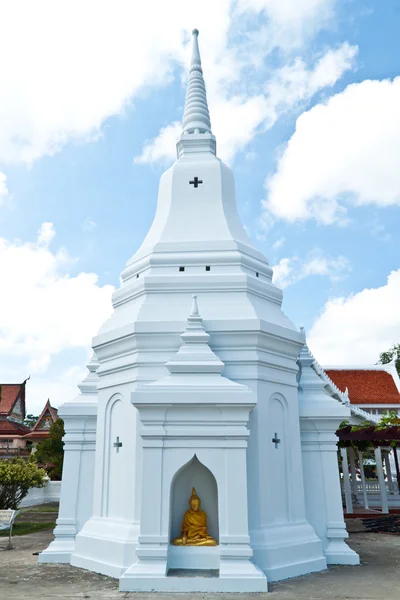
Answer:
[168,545,219,570]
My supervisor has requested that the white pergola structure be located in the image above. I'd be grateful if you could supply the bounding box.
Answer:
[301,342,400,516]
[338,432,400,515]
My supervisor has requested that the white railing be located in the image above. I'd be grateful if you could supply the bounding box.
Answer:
[356,481,399,494]
[19,481,61,507]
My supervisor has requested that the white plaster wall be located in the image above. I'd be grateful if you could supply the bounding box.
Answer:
[248,380,309,532]
[94,388,139,522]
[75,434,96,532]
[20,481,61,507]
[265,395,289,524]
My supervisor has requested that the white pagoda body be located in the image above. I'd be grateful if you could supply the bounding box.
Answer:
[40,30,359,592]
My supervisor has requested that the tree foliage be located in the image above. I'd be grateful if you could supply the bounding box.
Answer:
[378,343,400,376]
[0,456,46,509]
[337,411,400,450]
[23,413,39,428]
[34,418,65,480]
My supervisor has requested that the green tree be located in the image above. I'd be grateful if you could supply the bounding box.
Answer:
[34,418,65,480]
[378,344,400,376]
[23,413,39,427]
[0,456,46,509]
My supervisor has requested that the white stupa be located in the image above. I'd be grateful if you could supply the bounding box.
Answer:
[40,30,359,592]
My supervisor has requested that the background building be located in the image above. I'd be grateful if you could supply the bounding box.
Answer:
[0,380,58,457]
[325,363,400,418]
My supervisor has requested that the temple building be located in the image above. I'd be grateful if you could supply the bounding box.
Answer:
[39,30,361,592]
[23,399,59,446]
[0,381,58,457]
[0,380,31,456]
[325,363,400,417]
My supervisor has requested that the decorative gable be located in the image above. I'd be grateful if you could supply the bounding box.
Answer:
[9,397,23,423]
[39,413,52,429]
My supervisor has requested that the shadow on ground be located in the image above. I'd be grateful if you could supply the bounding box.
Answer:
[1,523,400,599]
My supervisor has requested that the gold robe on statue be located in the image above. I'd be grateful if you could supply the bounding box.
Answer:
[173,509,216,545]
[182,509,208,539]
[172,487,217,546]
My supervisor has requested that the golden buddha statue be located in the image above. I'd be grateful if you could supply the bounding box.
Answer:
[172,487,217,546]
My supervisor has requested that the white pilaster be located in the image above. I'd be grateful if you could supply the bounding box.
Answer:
[374,447,389,514]
[348,448,359,505]
[384,450,394,493]
[39,355,98,563]
[358,451,369,510]
[341,448,353,514]
[298,336,359,565]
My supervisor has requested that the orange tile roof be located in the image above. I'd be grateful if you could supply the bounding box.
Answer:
[326,369,400,405]
[0,384,23,415]
[0,419,31,435]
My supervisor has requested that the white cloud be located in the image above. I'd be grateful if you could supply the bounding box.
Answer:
[272,236,286,250]
[37,222,56,246]
[265,77,400,224]
[0,1,227,165]
[82,217,98,233]
[135,43,356,164]
[263,43,357,119]
[236,0,335,49]
[272,252,350,288]
[27,365,87,416]
[0,224,114,374]
[134,123,181,165]
[0,172,8,203]
[0,0,339,169]
[308,269,400,364]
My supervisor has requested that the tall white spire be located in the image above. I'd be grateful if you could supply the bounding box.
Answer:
[177,29,216,157]
[182,29,212,134]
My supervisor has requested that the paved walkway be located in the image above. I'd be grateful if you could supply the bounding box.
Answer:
[1,529,400,599]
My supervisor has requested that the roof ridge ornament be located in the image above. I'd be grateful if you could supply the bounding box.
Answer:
[190,294,200,316]
[165,294,225,375]
[78,352,99,395]
[177,29,216,158]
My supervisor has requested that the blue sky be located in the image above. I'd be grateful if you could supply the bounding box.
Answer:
[0,0,399,414]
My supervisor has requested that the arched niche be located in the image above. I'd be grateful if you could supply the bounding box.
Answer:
[170,455,219,543]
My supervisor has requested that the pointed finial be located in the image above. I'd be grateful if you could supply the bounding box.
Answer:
[190,29,201,69]
[191,294,199,316]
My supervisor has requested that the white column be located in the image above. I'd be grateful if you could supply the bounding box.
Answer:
[340,448,353,514]
[298,339,359,566]
[358,451,369,510]
[394,447,400,494]
[374,447,389,514]
[39,408,97,563]
[383,450,394,493]
[348,447,359,505]
[300,421,359,565]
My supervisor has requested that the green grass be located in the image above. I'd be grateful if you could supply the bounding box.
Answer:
[0,521,54,537]
[21,504,59,513]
